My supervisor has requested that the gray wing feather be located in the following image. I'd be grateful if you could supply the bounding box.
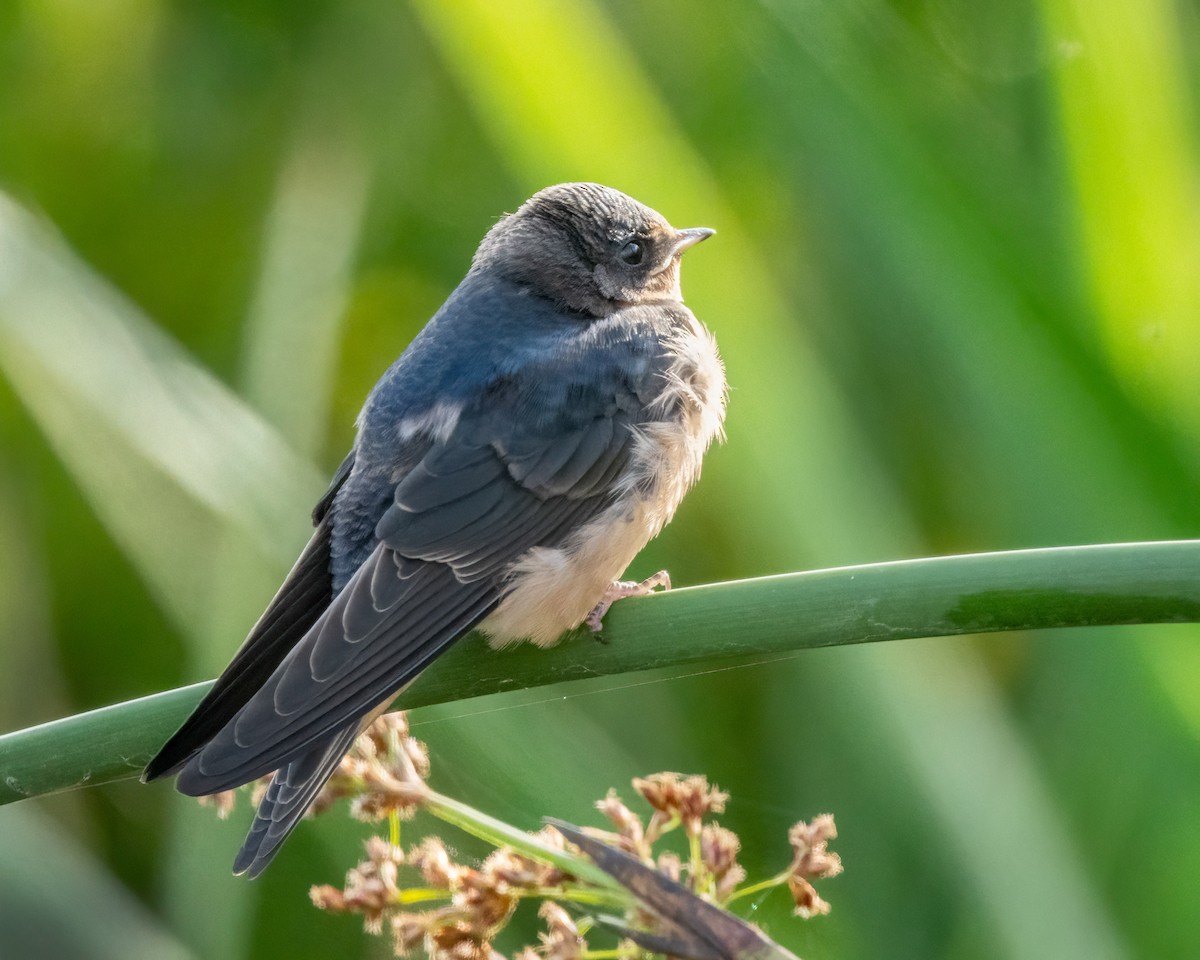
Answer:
[508,430,588,491]
[394,446,506,512]
[551,416,615,493]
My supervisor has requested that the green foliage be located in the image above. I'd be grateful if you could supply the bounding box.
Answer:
[2,1,1199,958]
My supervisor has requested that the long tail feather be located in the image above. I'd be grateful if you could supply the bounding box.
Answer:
[232,720,360,878]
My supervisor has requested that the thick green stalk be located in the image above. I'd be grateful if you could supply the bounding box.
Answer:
[1,540,1196,805]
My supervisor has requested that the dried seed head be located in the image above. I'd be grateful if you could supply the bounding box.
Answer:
[482,846,564,890]
[310,835,404,933]
[409,836,461,889]
[788,875,832,919]
[595,789,645,848]
[715,861,747,903]
[532,824,568,854]
[310,884,348,912]
[787,815,842,880]
[427,922,497,960]
[633,773,728,837]
[348,783,425,822]
[700,824,741,879]
[537,901,585,960]
[391,912,431,955]
[786,814,842,918]
[452,868,518,935]
[656,851,683,883]
[197,790,238,820]
[362,711,411,750]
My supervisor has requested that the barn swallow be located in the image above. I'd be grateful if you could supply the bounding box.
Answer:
[143,182,726,877]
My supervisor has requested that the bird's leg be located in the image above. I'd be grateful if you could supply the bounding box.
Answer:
[585,570,672,633]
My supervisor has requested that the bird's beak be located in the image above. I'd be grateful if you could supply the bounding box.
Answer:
[672,227,716,255]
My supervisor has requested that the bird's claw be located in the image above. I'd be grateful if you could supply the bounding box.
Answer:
[585,570,672,633]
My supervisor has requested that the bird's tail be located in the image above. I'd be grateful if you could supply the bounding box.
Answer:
[231,719,361,878]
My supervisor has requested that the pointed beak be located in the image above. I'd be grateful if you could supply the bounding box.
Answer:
[672,227,716,255]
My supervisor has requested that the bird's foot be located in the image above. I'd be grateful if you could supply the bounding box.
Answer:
[585,570,672,633]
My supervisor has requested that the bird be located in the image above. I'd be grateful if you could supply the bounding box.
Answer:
[142,182,727,878]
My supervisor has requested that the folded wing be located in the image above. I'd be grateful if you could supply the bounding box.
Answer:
[173,372,650,796]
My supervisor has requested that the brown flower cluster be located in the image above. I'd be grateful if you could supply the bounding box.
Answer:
[593,776,744,904]
[513,902,588,960]
[197,711,843,959]
[785,815,843,918]
[310,836,404,933]
[633,772,728,838]
[313,827,573,960]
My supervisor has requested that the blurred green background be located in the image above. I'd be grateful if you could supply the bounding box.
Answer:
[2,1,1200,957]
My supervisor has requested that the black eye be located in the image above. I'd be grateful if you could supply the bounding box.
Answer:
[619,240,644,265]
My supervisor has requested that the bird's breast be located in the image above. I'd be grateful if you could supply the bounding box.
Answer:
[479,317,726,648]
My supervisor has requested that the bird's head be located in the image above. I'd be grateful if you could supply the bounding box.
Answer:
[473,182,714,316]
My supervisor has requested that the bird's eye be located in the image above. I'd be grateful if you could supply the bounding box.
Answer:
[618,240,644,265]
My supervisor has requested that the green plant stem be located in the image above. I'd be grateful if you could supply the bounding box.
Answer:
[726,873,788,903]
[393,888,452,906]
[1,540,1198,805]
[688,832,703,891]
[525,887,627,909]
[391,882,620,911]
[421,787,625,895]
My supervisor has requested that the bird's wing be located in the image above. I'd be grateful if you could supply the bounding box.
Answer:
[143,453,357,781]
[174,371,650,795]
